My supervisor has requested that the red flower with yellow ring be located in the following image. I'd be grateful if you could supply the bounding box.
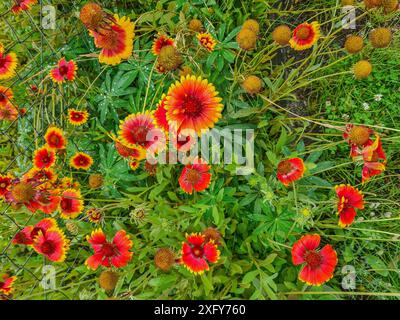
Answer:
[180,233,220,275]
[50,58,77,84]
[335,185,364,228]
[276,157,305,186]
[45,126,67,150]
[0,274,17,296]
[59,188,84,219]
[70,152,93,170]
[290,21,320,51]
[152,34,174,55]
[32,227,70,262]
[85,228,133,270]
[68,108,89,126]
[0,51,18,80]
[91,15,134,65]
[33,147,56,169]
[165,75,223,134]
[197,33,217,52]
[292,234,337,286]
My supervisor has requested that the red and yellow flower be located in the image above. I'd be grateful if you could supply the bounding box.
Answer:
[91,15,134,65]
[154,94,169,133]
[87,208,102,224]
[335,185,364,228]
[197,33,217,52]
[152,34,174,55]
[343,124,374,158]
[180,233,220,275]
[44,126,67,150]
[0,86,13,107]
[118,111,165,152]
[179,157,211,194]
[0,174,13,198]
[361,136,386,183]
[33,147,56,169]
[276,157,305,186]
[289,21,320,51]
[85,229,133,270]
[0,274,16,296]
[67,108,89,126]
[4,178,41,212]
[50,58,78,84]
[0,51,18,80]
[165,75,223,134]
[36,189,60,214]
[0,103,19,121]
[59,188,84,219]
[11,0,37,14]
[32,228,69,262]
[12,218,57,246]
[70,152,93,170]
[292,234,337,286]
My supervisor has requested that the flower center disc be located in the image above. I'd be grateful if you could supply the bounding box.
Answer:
[102,243,118,257]
[277,161,293,175]
[186,169,201,185]
[296,26,311,40]
[304,250,322,269]
[41,241,55,255]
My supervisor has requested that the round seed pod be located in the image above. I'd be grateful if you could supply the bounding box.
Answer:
[353,60,372,79]
[272,25,292,45]
[242,75,262,95]
[158,45,183,72]
[98,271,119,291]
[344,35,364,53]
[369,28,392,48]
[236,28,257,51]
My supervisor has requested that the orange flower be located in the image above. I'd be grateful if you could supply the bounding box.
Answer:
[335,185,364,227]
[33,147,56,169]
[67,108,89,126]
[50,58,78,84]
[119,111,165,152]
[276,157,305,186]
[11,0,37,14]
[197,33,217,52]
[91,15,134,65]
[59,188,84,219]
[45,126,67,149]
[32,228,70,262]
[0,86,13,107]
[0,51,18,80]
[292,234,337,286]
[0,274,17,296]
[152,34,174,55]
[179,158,211,194]
[290,22,320,51]
[85,229,133,270]
[70,152,93,170]
[180,233,220,275]
[165,75,223,134]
